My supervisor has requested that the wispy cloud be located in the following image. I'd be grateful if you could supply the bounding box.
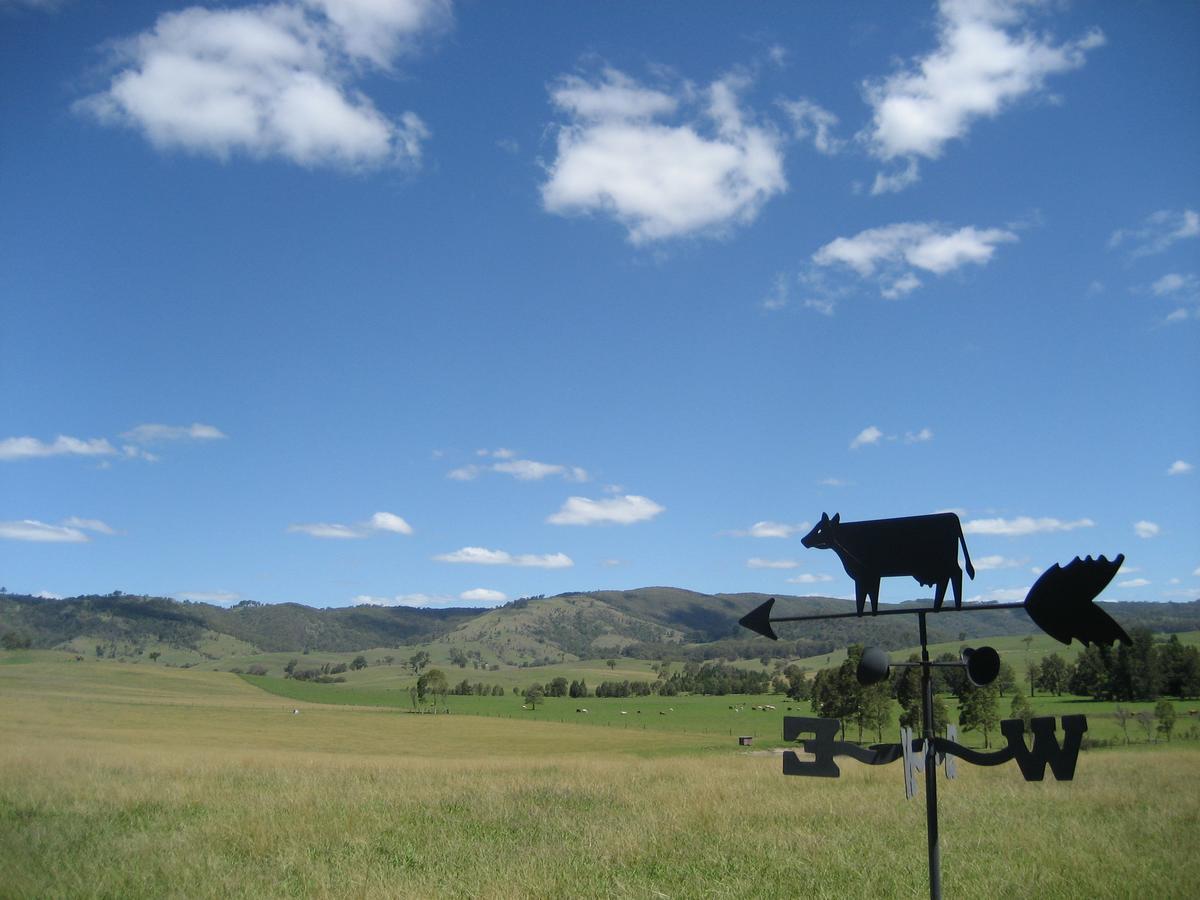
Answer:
[904,428,934,444]
[779,97,843,155]
[726,521,809,539]
[967,587,1030,603]
[541,67,786,243]
[121,422,226,442]
[0,435,116,461]
[1118,578,1151,589]
[973,555,1027,572]
[449,449,588,483]
[862,0,1103,192]
[809,221,1017,306]
[963,516,1094,537]
[1133,521,1160,539]
[459,588,507,603]
[288,510,413,539]
[850,426,883,449]
[547,495,664,526]
[818,477,851,488]
[0,517,116,542]
[747,558,799,570]
[1167,460,1193,476]
[1110,209,1199,258]
[76,0,448,170]
[433,547,573,568]
[787,573,834,585]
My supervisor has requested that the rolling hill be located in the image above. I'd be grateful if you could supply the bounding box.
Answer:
[2,588,1196,664]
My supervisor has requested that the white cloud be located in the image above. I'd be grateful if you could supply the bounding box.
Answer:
[76,1,441,170]
[1194,566,1200,577]
[288,510,413,539]
[304,0,451,70]
[1133,521,1160,539]
[1110,209,1200,258]
[904,427,934,444]
[1150,273,1198,296]
[288,522,363,539]
[862,0,1103,191]
[761,272,789,311]
[966,586,1030,603]
[450,452,588,483]
[747,558,799,570]
[434,547,573,568]
[728,520,810,539]
[459,588,507,603]
[963,516,1094,536]
[121,422,227,442]
[0,520,89,542]
[354,592,453,607]
[369,511,413,535]
[850,426,883,449]
[0,435,116,461]
[62,517,117,535]
[787,573,834,585]
[811,222,1017,304]
[1167,460,1193,476]
[779,97,843,154]
[973,555,1026,571]
[818,477,850,487]
[34,590,64,600]
[541,67,786,243]
[547,494,664,526]
[1118,578,1151,589]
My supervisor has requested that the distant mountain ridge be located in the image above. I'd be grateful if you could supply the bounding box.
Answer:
[1,588,1196,661]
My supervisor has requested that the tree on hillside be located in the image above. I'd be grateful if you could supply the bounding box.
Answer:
[959,684,1000,748]
[606,659,617,671]
[995,661,1017,697]
[409,650,431,674]
[351,655,368,670]
[1113,705,1132,745]
[1036,653,1070,696]
[1155,699,1176,742]
[523,684,545,710]
[547,676,569,697]
[148,651,161,663]
[1135,710,1155,742]
[1010,691,1034,730]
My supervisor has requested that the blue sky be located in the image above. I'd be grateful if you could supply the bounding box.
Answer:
[2,0,1197,610]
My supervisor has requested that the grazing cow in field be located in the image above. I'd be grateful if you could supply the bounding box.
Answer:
[801,512,975,613]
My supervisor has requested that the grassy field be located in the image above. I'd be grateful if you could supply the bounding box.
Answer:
[3,652,1200,898]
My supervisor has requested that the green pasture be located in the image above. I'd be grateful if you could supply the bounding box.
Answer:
[3,652,1199,898]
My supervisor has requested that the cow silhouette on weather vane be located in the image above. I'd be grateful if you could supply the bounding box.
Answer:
[737,511,1131,900]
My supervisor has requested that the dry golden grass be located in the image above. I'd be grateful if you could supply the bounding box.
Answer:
[2,658,1198,898]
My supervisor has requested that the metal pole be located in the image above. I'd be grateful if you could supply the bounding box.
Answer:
[919,611,941,900]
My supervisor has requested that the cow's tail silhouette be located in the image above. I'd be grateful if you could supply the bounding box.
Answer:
[958,520,975,580]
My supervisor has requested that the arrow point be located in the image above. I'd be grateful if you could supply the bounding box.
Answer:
[739,597,778,641]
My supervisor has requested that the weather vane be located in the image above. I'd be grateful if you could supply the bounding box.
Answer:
[738,511,1131,900]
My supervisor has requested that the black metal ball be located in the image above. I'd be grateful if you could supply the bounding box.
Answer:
[857,646,891,685]
[962,646,1001,687]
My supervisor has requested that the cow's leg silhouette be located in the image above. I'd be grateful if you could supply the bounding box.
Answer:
[950,566,963,609]
[933,576,948,610]
[855,579,869,615]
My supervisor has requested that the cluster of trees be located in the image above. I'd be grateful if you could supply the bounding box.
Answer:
[0,631,32,650]
[449,680,506,696]
[1055,632,1199,701]
[661,661,771,696]
[285,659,349,683]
